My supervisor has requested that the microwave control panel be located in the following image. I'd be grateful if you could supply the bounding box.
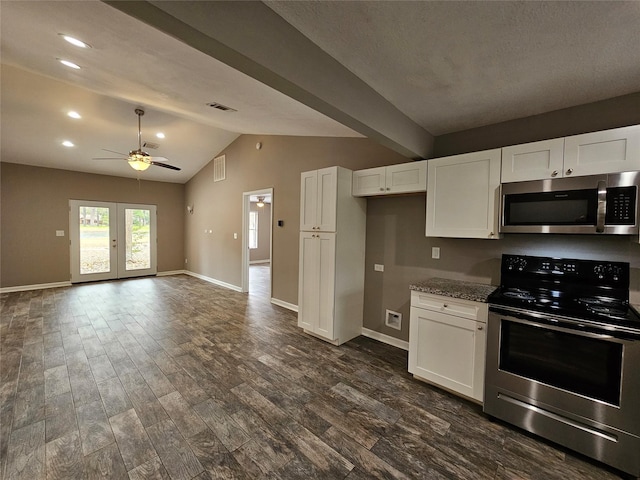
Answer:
[605,186,636,225]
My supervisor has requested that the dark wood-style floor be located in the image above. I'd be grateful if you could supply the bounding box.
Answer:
[0,270,628,479]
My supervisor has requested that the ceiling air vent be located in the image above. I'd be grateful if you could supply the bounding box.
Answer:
[143,141,159,149]
[213,155,226,182]
[206,102,237,112]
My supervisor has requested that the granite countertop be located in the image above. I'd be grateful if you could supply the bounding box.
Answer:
[410,277,497,303]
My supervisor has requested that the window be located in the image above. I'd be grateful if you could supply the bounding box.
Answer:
[249,211,258,249]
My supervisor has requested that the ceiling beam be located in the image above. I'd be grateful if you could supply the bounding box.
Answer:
[103,0,433,160]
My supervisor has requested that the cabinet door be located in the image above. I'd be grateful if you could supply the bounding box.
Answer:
[297,232,318,331]
[408,307,485,401]
[426,149,501,239]
[352,167,386,196]
[300,171,318,232]
[316,167,337,232]
[564,125,640,177]
[386,160,427,194]
[315,233,336,340]
[501,138,565,182]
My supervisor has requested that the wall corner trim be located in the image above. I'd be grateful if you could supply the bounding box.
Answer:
[0,281,72,294]
[184,271,242,292]
[270,298,298,312]
[361,327,409,351]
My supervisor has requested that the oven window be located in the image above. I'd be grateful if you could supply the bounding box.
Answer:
[504,189,596,225]
[499,320,622,405]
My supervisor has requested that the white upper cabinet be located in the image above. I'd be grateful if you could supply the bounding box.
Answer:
[426,149,501,239]
[501,125,640,183]
[501,138,565,183]
[300,167,337,232]
[352,160,427,196]
[564,125,640,177]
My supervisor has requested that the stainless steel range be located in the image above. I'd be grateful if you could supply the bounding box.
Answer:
[484,254,640,477]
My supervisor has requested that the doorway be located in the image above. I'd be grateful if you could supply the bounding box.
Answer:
[241,188,273,298]
[69,200,157,283]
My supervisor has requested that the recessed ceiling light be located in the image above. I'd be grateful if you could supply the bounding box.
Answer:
[156,132,165,139]
[67,111,81,119]
[62,140,75,147]
[58,59,81,70]
[59,34,91,49]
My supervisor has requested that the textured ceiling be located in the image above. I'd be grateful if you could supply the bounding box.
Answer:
[267,1,640,135]
[1,1,639,183]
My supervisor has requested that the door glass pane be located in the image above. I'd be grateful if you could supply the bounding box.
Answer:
[125,208,151,271]
[79,206,111,274]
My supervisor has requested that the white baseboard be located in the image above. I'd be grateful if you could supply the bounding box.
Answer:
[184,271,242,292]
[157,270,187,277]
[270,298,298,312]
[361,327,409,351]
[0,281,72,294]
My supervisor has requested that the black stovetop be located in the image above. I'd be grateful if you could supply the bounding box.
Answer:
[489,254,640,330]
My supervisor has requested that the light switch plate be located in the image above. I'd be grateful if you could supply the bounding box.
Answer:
[432,247,440,259]
[374,264,384,272]
[56,230,65,237]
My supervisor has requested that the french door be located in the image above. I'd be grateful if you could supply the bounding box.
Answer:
[69,200,157,283]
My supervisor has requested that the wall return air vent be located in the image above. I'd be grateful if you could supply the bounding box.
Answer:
[213,155,226,182]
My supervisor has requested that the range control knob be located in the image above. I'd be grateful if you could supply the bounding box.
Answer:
[506,257,527,272]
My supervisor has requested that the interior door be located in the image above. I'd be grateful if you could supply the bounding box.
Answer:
[70,200,157,283]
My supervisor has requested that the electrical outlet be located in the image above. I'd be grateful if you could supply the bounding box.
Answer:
[374,264,384,272]
[185,258,188,264]
[432,247,440,259]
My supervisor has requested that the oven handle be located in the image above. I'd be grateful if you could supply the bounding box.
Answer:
[596,179,607,233]
[489,306,640,341]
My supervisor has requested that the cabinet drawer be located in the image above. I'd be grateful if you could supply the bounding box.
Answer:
[410,291,484,322]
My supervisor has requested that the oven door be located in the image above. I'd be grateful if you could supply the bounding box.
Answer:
[484,308,640,476]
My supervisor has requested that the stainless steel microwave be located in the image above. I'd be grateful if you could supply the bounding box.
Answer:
[500,171,640,234]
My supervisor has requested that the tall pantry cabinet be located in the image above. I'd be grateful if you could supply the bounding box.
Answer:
[298,166,366,345]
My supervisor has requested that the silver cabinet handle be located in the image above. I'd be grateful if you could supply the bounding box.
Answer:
[443,304,448,308]
[566,168,573,175]
[386,187,391,191]
[596,179,607,233]
[478,325,484,331]
[379,187,385,191]
[551,170,558,177]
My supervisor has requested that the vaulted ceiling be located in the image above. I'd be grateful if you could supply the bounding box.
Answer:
[2,1,639,183]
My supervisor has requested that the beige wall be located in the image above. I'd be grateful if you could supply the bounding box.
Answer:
[249,202,271,263]
[184,135,410,303]
[363,195,640,341]
[1,163,185,288]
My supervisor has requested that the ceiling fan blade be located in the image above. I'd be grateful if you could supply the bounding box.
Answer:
[92,157,125,160]
[150,161,181,171]
[102,148,128,156]
[149,156,169,162]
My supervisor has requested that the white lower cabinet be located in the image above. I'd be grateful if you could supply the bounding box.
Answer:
[298,232,336,340]
[408,291,487,402]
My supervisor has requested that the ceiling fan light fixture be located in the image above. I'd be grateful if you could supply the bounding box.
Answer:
[257,196,265,208]
[128,158,151,171]
[128,150,151,171]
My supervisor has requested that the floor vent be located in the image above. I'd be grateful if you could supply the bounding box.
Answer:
[213,155,226,182]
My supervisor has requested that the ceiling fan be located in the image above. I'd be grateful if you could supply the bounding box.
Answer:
[93,108,181,171]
